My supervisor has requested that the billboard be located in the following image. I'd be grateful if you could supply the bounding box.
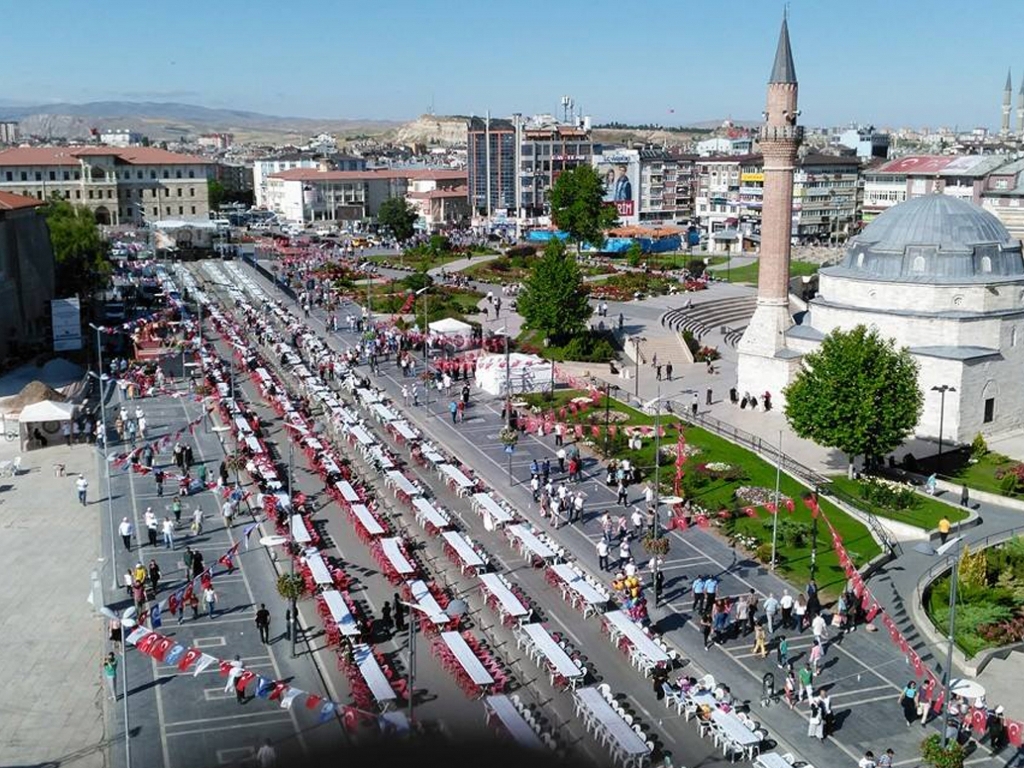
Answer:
[51,298,82,352]
[595,150,640,224]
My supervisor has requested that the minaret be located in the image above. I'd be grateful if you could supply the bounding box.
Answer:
[1001,69,1012,137]
[1017,78,1024,137]
[736,16,804,400]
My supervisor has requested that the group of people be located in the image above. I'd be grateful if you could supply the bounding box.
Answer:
[728,388,773,411]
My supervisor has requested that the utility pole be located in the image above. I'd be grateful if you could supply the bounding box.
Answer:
[603,382,612,456]
[652,385,663,606]
[770,430,783,569]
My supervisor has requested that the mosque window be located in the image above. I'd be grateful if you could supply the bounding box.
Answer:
[911,255,926,273]
[981,255,992,273]
[856,252,864,267]
[984,398,995,424]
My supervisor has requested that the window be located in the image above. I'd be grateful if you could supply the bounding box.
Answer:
[64,190,70,199]
[178,206,183,215]
[188,170,195,178]
[138,171,143,179]
[912,255,926,273]
[152,207,157,216]
[19,171,26,181]
[75,190,81,199]
[176,170,182,179]
[48,171,55,181]
[984,398,995,424]
[165,206,171,214]
[150,171,156,179]
[88,190,94,199]
[107,190,113,199]
[34,171,41,181]
[162,170,169,179]
[74,171,80,180]
[176,188,182,197]
[191,205,196,214]
[63,171,69,181]
[981,255,992,273]
[3,172,9,181]
[189,187,195,197]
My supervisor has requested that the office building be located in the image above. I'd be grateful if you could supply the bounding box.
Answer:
[253,152,366,209]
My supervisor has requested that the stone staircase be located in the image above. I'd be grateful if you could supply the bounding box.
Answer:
[662,296,758,348]
[872,571,940,675]
[622,332,691,369]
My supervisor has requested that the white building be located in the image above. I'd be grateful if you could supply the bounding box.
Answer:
[99,129,144,147]
[833,125,890,160]
[253,153,366,209]
[0,121,19,144]
[0,146,212,225]
[786,194,1024,445]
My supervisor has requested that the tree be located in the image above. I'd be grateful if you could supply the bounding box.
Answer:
[43,196,109,297]
[377,196,418,242]
[208,179,225,211]
[517,239,592,341]
[548,164,618,252]
[783,325,923,473]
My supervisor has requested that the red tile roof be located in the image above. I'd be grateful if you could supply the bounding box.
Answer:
[0,146,210,166]
[409,185,469,199]
[270,168,466,182]
[0,191,44,211]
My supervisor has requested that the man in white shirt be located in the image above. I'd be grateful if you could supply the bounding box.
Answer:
[857,751,877,768]
[144,508,158,547]
[624,558,638,577]
[596,539,609,571]
[161,517,175,550]
[255,739,277,768]
[76,474,89,506]
[631,507,645,537]
[811,613,828,648]
[118,517,133,551]
[779,590,795,629]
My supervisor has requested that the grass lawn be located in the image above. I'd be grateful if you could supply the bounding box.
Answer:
[947,452,1023,498]
[463,256,534,283]
[637,253,729,271]
[515,329,619,363]
[521,390,880,594]
[362,281,483,323]
[724,259,820,284]
[827,476,968,530]
[365,252,468,272]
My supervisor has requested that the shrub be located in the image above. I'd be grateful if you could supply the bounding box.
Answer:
[626,243,643,268]
[686,259,707,277]
[971,433,989,461]
[561,333,617,363]
[920,733,966,768]
[858,477,918,511]
[755,542,776,564]
[1000,472,1019,495]
[506,244,536,258]
[400,271,433,292]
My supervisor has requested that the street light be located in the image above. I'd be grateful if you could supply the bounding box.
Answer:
[402,598,467,724]
[642,387,667,605]
[416,287,432,409]
[495,326,513,485]
[629,335,646,399]
[770,430,783,570]
[931,385,956,467]
[914,536,965,749]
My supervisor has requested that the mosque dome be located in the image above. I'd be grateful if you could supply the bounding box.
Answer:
[831,194,1024,283]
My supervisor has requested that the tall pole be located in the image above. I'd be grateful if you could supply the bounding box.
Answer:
[633,337,641,399]
[92,324,117,590]
[941,549,959,749]
[603,382,611,456]
[770,430,782,570]
[506,333,513,485]
[809,488,819,580]
[407,616,417,724]
[288,438,297,659]
[652,384,662,606]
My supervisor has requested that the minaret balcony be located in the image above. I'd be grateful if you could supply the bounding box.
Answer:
[758,125,804,142]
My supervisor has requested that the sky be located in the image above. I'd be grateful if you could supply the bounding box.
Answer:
[3,0,1024,129]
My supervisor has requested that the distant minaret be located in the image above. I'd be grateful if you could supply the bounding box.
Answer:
[1017,78,1024,136]
[1002,69,1012,137]
[736,15,804,399]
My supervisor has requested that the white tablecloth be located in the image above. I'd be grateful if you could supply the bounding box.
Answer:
[290,514,312,545]
[244,435,263,454]
[348,425,375,446]
[368,445,396,469]
[440,463,476,489]
[549,563,609,605]
[234,416,252,435]
[322,589,360,636]
[385,471,420,497]
[754,753,793,768]
[391,420,418,441]
[353,644,397,704]
[422,447,446,466]
[522,623,584,679]
[412,497,450,530]
[380,538,415,574]
[351,504,385,537]
[372,403,399,423]
[603,610,670,665]
[485,695,545,750]
[712,709,761,747]
[575,687,650,757]
[478,573,529,618]
[440,632,494,686]
[335,480,360,502]
[304,550,333,586]
[506,524,557,561]
[406,579,448,624]
[472,493,514,524]
[441,531,486,570]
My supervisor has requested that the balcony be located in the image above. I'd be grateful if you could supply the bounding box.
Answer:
[758,125,805,142]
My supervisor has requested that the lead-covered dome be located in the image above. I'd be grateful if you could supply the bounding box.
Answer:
[831,194,1024,283]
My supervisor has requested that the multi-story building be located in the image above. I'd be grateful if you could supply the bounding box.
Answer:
[0,146,212,225]
[832,125,890,160]
[253,152,366,209]
[0,192,56,358]
[519,117,593,219]
[215,163,254,200]
[467,116,516,217]
[695,156,745,233]
[99,129,144,148]
[0,121,19,145]
[792,154,861,243]
[198,133,234,151]
[636,149,698,225]
[264,167,466,227]
[737,155,765,233]
[407,174,470,231]
[981,157,1024,238]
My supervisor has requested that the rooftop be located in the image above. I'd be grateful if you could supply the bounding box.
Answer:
[0,146,210,166]
[270,168,466,183]
[871,154,1007,177]
[0,190,44,211]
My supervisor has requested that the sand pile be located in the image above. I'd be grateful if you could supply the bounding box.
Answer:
[4,381,67,412]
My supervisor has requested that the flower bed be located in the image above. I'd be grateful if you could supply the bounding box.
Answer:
[735,485,792,507]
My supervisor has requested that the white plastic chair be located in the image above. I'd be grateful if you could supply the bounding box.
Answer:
[11,456,21,476]
[700,673,716,690]
[782,753,795,765]
[598,683,612,700]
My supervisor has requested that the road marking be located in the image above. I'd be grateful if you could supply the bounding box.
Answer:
[217,747,254,764]
[203,687,237,702]
[164,719,293,737]
[193,636,227,648]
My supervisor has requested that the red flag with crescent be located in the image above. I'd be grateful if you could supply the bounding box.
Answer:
[765,503,777,515]
[235,670,257,693]
[897,635,909,654]
[151,636,175,662]
[1008,719,1023,747]
[784,498,795,513]
[178,647,202,672]
[269,682,289,701]
[675,516,688,530]
[305,694,323,710]
[866,602,880,623]
[908,650,923,677]
[931,689,945,713]
[136,632,160,654]
[219,660,235,677]
[696,515,709,529]
[971,708,988,734]
[717,509,731,519]
[744,507,757,518]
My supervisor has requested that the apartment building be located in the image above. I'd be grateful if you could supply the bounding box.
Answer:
[0,146,213,224]
[792,154,861,243]
[253,152,366,208]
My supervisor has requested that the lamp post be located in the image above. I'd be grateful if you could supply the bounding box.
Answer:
[643,386,665,606]
[809,487,819,580]
[931,385,956,467]
[89,324,118,591]
[416,286,431,411]
[603,382,612,456]
[630,335,646,399]
[403,598,467,724]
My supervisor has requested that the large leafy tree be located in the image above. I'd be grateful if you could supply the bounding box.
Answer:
[784,325,923,472]
[43,196,110,297]
[517,239,591,341]
[377,196,418,242]
[548,165,618,251]
[207,179,226,211]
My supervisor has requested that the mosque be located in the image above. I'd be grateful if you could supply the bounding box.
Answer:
[737,22,1024,448]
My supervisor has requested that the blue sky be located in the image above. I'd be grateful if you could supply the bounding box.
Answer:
[2,0,1022,128]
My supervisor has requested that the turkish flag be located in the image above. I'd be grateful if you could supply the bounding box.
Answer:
[675,516,688,530]
[151,636,175,662]
[784,498,795,513]
[898,635,909,654]
[743,507,757,518]
[971,708,988,734]
[696,515,709,529]
[269,682,289,701]
[1008,719,1023,747]
[136,632,161,654]
[866,603,880,623]
[909,651,923,677]
[305,694,323,710]
[765,503,777,515]
[235,670,256,693]
[219,660,235,677]
[932,690,945,713]
[178,648,202,672]
[717,509,731,519]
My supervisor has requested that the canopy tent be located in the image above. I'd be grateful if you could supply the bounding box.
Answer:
[428,317,473,336]
[474,353,554,396]
[18,399,77,451]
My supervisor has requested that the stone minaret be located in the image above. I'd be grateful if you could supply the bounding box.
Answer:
[1002,69,1012,137]
[736,16,804,400]
[1017,79,1024,136]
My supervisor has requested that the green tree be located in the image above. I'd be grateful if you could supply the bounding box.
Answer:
[625,241,643,267]
[377,196,418,242]
[43,196,110,297]
[517,239,592,341]
[548,165,618,252]
[207,179,225,211]
[784,325,923,473]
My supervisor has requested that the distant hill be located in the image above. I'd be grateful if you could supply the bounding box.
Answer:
[0,101,402,143]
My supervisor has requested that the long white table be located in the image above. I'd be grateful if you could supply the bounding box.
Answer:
[322,589,360,636]
[290,514,312,545]
[549,563,609,609]
[575,687,650,762]
[304,550,334,586]
[385,471,420,497]
[380,538,416,575]
[412,497,451,531]
[406,579,448,625]
[603,610,671,666]
[353,644,397,708]
[754,753,792,768]
[506,524,557,562]
[335,480,361,502]
[372,403,399,423]
[712,709,761,754]
[421,447,446,466]
[440,463,476,495]
[348,425,375,446]
[391,420,418,441]
[478,573,530,619]
[351,504,385,537]
[355,388,382,405]
[472,493,514,524]
[368,445,396,470]
[440,631,494,686]
[234,416,252,435]
[484,695,546,750]
[441,531,487,572]
[244,435,263,454]
[521,623,585,681]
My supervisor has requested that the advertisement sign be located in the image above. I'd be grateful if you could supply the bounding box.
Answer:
[741,172,764,183]
[595,151,640,224]
[51,298,82,352]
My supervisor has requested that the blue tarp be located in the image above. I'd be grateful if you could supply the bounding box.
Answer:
[525,230,570,243]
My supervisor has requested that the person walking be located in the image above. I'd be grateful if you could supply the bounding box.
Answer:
[204,585,218,619]
[102,652,118,701]
[665,362,673,381]
[809,638,825,674]
[596,538,609,571]
[617,538,630,570]
[798,662,814,703]
[162,517,175,550]
[807,693,825,740]
[876,749,894,768]
[76,474,89,506]
[779,590,794,629]
[751,622,768,659]
[145,508,158,547]
[776,635,790,669]
[960,485,970,508]
[938,516,951,546]
[255,738,278,768]
[255,603,271,643]
[692,575,706,614]
[393,594,406,632]
[706,387,713,406]
[380,602,393,638]
[811,612,828,649]
[155,467,165,497]
[616,480,629,506]
[899,680,919,726]
[148,559,161,595]
[191,549,205,579]
[448,400,458,424]
[691,392,699,417]
[819,688,834,737]
[700,613,713,650]
[118,518,133,551]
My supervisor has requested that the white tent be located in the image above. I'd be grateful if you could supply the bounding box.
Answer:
[18,400,76,451]
[428,317,472,336]
[475,353,554,396]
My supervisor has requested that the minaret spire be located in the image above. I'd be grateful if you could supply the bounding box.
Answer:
[1002,68,1013,137]
[769,16,797,84]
